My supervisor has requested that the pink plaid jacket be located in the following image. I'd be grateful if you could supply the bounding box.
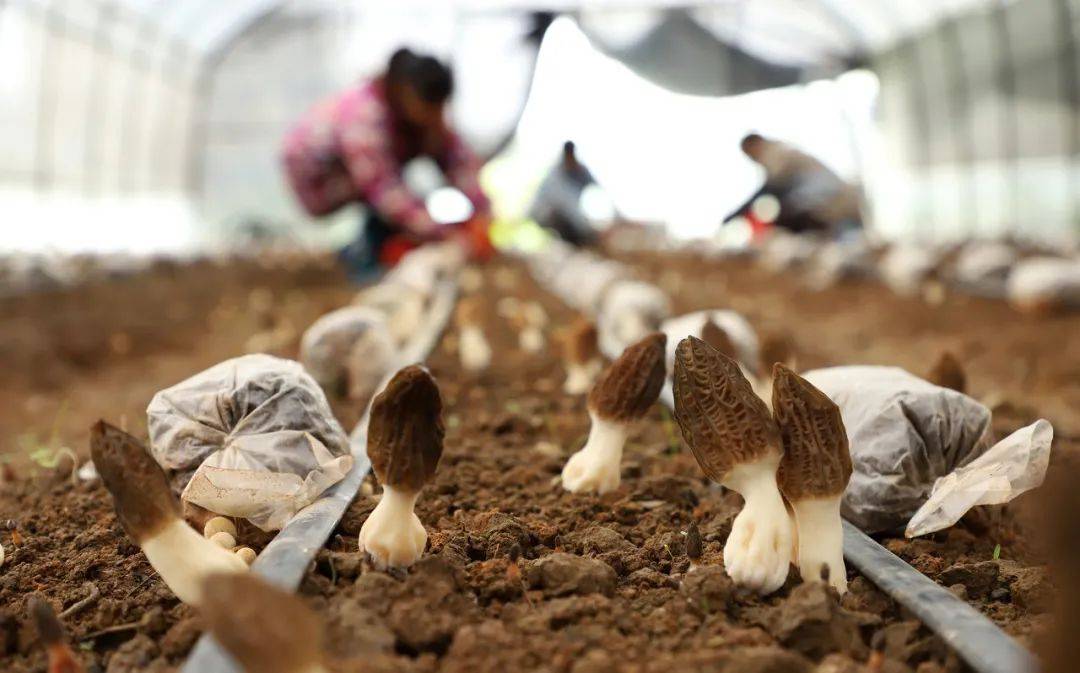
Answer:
[282,78,489,239]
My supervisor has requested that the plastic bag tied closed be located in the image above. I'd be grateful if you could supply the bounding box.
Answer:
[147,354,354,531]
[804,366,1052,535]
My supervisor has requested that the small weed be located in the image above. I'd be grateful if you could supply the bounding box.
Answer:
[992,543,1001,560]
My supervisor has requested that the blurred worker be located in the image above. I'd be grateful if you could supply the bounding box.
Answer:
[529,141,600,247]
[723,133,862,236]
[282,48,492,277]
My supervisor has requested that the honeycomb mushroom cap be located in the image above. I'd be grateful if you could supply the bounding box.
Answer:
[90,420,179,543]
[587,332,666,422]
[700,319,738,361]
[367,365,445,492]
[561,318,600,365]
[926,350,966,394]
[29,595,66,648]
[772,363,852,501]
[672,336,781,483]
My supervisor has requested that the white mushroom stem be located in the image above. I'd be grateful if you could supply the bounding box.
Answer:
[358,484,427,569]
[561,412,627,494]
[519,326,545,353]
[564,359,602,395]
[459,325,492,372]
[790,495,846,593]
[721,454,793,594]
[141,519,248,606]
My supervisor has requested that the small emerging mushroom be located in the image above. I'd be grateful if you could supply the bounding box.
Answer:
[685,520,703,571]
[90,420,246,606]
[29,595,84,673]
[511,301,548,353]
[558,318,603,395]
[359,365,444,569]
[672,336,793,594]
[455,295,492,372]
[200,573,328,673]
[561,333,666,494]
[773,364,853,594]
[926,350,966,394]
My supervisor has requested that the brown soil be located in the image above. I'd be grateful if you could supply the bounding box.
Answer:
[1,250,1074,672]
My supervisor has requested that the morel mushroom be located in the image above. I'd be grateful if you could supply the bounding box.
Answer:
[558,318,603,395]
[926,350,966,394]
[561,333,666,494]
[90,420,246,606]
[511,301,548,353]
[201,573,328,673]
[773,363,853,594]
[29,595,84,673]
[672,336,792,594]
[456,295,492,372]
[359,365,444,569]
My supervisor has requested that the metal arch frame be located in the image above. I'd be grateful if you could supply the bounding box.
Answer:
[10,0,198,193]
[182,0,289,200]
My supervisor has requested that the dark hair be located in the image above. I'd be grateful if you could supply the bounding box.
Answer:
[387,48,453,104]
[563,140,576,156]
[741,133,765,152]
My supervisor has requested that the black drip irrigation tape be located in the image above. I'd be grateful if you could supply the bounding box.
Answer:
[181,279,459,673]
[528,250,1039,673]
[842,522,1038,673]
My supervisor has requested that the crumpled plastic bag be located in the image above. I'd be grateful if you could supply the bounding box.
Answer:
[879,244,940,296]
[906,419,1053,537]
[299,305,394,397]
[353,281,428,344]
[661,309,760,377]
[807,238,877,289]
[952,240,1017,288]
[1007,256,1080,312]
[147,354,354,531]
[803,365,996,533]
[759,231,820,273]
[597,280,671,358]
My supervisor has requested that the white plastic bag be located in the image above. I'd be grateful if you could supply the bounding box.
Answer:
[597,280,671,359]
[803,365,995,533]
[879,244,940,296]
[1007,256,1080,312]
[759,231,819,273]
[147,354,354,530]
[661,310,760,377]
[952,240,1017,287]
[299,305,393,396]
[906,419,1053,537]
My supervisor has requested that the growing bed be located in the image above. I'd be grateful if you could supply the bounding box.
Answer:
[1,252,1075,672]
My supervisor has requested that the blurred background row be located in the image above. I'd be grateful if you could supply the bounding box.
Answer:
[2,0,1078,254]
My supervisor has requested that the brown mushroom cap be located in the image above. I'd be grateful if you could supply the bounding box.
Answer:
[90,420,179,543]
[700,320,738,361]
[367,365,444,492]
[29,595,66,648]
[560,318,600,365]
[200,573,323,673]
[455,296,485,329]
[772,363,853,501]
[672,336,781,483]
[587,332,666,422]
[926,350,966,394]
[759,332,796,373]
